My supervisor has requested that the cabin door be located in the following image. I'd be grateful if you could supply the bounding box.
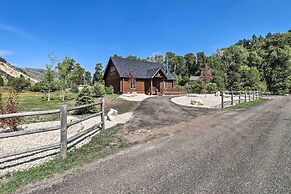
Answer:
[154,79,161,92]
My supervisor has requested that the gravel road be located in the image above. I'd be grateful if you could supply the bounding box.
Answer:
[18,96,291,194]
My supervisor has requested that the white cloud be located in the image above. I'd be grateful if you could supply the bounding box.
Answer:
[0,22,38,41]
[0,49,14,57]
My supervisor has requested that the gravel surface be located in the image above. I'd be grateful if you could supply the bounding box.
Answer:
[125,96,210,132]
[119,94,154,101]
[0,113,133,175]
[17,95,291,194]
[171,94,242,108]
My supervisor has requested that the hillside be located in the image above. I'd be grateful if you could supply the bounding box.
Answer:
[20,68,44,81]
[0,60,38,82]
[140,31,291,94]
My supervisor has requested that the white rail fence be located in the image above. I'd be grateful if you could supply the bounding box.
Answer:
[220,90,261,109]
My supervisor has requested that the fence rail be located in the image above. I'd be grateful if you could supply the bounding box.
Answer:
[220,90,261,109]
[0,98,105,160]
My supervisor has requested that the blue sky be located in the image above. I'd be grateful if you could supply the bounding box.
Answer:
[0,0,290,73]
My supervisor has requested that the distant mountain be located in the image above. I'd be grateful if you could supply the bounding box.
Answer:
[20,68,44,81]
[0,59,39,83]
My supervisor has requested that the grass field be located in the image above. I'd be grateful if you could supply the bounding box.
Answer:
[1,91,77,111]
[0,91,138,113]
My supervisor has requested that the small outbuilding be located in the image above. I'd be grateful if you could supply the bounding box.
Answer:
[103,57,175,95]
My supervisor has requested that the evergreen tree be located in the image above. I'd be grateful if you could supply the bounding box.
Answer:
[184,53,196,76]
[93,63,103,84]
[75,86,95,114]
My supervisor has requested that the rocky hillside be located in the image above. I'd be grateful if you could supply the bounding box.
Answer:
[0,58,39,82]
[20,68,44,81]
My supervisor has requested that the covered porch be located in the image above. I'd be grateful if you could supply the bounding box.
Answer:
[145,69,169,95]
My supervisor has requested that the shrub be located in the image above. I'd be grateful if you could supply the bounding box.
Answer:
[75,86,95,114]
[0,57,7,63]
[8,75,31,92]
[244,86,256,91]
[92,82,106,97]
[187,81,202,93]
[70,84,79,93]
[231,82,243,91]
[206,83,218,93]
[174,74,188,87]
[277,89,289,96]
[0,76,4,87]
[1,89,22,131]
[256,82,267,92]
[105,85,114,94]
[29,82,42,92]
[287,75,291,93]
[174,85,183,89]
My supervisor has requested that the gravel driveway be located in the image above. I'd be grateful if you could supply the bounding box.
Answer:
[125,96,210,132]
[18,96,291,194]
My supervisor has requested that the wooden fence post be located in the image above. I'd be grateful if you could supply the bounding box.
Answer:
[221,91,224,109]
[101,98,105,130]
[231,91,234,105]
[249,91,251,102]
[253,91,255,100]
[239,91,241,103]
[245,91,247,102]
[60,105,68,158]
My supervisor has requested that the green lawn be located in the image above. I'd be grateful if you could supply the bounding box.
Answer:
[0,124,130,194]
[1,91,77,111]
[1,92,137,113]
[227,98,268,109]
[0,91,78,125]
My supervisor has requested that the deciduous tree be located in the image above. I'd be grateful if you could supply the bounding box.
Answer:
[57,57,75,101]
[200,65,213,96]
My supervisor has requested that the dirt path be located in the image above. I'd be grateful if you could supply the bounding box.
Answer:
[125,96,210,131]
[18,96,291,194]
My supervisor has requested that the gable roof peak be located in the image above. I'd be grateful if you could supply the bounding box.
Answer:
[106,56,175,80]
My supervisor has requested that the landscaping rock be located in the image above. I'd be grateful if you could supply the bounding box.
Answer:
[190,99,204,106]
[107,108,118,121]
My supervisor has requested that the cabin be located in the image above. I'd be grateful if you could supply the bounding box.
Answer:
[103,57,175,95]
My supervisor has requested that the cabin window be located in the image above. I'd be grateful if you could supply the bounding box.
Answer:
[109,66,116,75]
[130,78,136,89]
[163,81,168,88]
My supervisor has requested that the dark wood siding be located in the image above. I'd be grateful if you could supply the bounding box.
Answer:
[104,61,121,93]
[122,78,146,94]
